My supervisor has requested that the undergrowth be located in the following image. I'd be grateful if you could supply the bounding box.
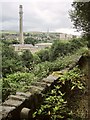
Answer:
[33,67,87,119]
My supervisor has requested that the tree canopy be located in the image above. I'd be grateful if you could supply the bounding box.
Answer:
[70,2,90,47]
[24,37,37,46]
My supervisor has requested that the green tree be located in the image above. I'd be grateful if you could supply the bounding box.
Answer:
[1,39,19,45]
[70,2,90,48]
[37,49,50,62]
[24,37,37,46]
[21,50,33,70]
[33,54,41,64]
[49,41,69,61]
[2,43,23,77]
[70,2,90,100]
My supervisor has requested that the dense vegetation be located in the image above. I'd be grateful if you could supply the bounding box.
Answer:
[1,35,88,119]
[33,67,87,119]
[70,2,90,48]
[1,37,87,102]
[24,37,38,46]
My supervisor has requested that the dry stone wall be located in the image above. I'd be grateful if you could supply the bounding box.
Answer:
[0,75,59,120]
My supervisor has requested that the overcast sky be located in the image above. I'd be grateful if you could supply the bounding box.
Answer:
[0,0,81,35]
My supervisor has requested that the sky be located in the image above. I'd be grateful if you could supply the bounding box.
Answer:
[0,0,81,35]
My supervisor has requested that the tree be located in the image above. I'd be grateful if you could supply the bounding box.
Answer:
[33,54,41,64]
[21,50,33,70]
[49,40,69,61]
[70,4,90,117]
[2,43,23,77]
[37,49,50,62]
[1,39,19,45]
[70,2,90,48]
[24,37,37,46]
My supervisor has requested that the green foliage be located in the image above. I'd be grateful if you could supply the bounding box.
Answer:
[49,40,68,61]
[70,2,90,47]
[33,54,41,64]
[21,50,33,70]
[1,39,19,45]
[33,47,87,80]
[49,38,86,61]
[2,43,18,59]
[2,43,24,77]
[2,45,87,101]
[70,2,90,33]
[33,90,71,120]
[2,78,16,102]
[24,37,37,46]
[2,58,24,76]
[37,48,50,62]
[33,62,50,79]
[70,38,86,51]
[2,36,87,102]
[33,67,86,119]
[59,67,85,91]
[2,72,37,101]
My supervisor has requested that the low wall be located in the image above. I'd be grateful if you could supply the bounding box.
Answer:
[1,75,60,120]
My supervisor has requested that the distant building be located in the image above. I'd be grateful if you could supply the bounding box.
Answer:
[12,43,52,53]
[59,33,77,40]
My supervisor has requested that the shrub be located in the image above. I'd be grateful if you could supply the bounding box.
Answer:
[2,43,24,77]
[33,54,41,64]
[33,67,86,120]
[37,49,50,62]
[2,72,37,101]
[21,50,33,70]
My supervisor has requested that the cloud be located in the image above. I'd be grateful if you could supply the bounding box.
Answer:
[0,0,73,3]
[55,28,81,35]
[0,0,80,35]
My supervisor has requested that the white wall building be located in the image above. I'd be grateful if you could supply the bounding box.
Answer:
[60,33,77,40]
[12,43,52,53]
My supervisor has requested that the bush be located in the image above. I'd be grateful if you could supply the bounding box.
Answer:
[33,54,41,64]
[24,37,37,45]
[2,78,16,102]
[49,38,87,61]
[37,49,50,62]
[33,67,86,120]
[2,72,37,101]
[21,50,34,70]
[2,43,24,77]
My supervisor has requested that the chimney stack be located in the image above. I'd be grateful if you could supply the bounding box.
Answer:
[19,5,24,44]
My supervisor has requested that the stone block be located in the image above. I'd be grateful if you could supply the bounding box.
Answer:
[0,105,15,119]
[3,99,23,107]
[28,86,44,94]
[20,108,32,120]
[32,82,47,87]
[42,75,58,83]
[8,95,26,101]
[16,92,31,98]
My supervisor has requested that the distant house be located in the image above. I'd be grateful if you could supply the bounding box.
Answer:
[12,43,52,53]
[59,33,77,40]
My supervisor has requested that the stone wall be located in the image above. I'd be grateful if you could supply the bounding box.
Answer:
[0,75,59,120]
